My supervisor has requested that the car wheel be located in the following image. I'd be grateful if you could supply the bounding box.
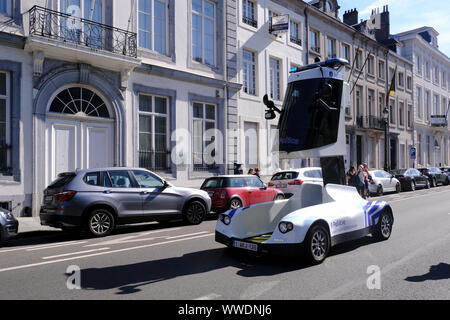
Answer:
[410,180,416,191]
[395,183,401,193]
[376,185,383,196]
[274,194,285,201]
[304,224,330,264]
[183,200,206,225]
[229,198,243,210]
[87,209,115,237]
[373,209,393,241]
[445,177,450,186]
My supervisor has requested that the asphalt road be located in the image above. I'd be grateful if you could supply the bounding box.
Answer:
[0,185,449,300]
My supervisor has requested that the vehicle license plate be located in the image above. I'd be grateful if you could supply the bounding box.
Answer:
[278,184,287,188]
[45,196,53,202]
[232,240,258,252]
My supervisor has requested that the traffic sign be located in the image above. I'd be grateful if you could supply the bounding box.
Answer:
[410,147,416,160]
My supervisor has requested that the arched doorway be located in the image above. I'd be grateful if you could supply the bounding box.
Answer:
[45,85,115,185]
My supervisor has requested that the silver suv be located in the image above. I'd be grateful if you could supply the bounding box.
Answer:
[40,168,211,237]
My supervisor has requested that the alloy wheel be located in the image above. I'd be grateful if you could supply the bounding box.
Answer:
[229,199,242,209]
[380,214,392,238]
[311,230,328,261]
[89,211,113,236]
[185,201,206,225]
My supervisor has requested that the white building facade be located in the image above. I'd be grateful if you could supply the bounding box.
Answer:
[395,27,450,168]
[0,0,241,217]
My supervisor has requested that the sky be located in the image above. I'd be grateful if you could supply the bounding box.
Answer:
[338,0,450,57]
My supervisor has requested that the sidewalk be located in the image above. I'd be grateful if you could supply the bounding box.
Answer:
[16,217,55,233]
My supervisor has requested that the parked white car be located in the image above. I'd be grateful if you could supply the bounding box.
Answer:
[268,168,323,198]
[368,170,401,196]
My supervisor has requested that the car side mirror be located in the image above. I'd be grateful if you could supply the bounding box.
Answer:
[260,183,268,190]
[162,180,169,189]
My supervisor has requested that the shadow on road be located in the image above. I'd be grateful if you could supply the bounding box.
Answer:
[77,248,308,295]
[0,216,218,249]
[405,263,450,282]
[76,236,383,295]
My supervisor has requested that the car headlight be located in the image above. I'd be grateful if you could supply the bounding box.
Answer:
[278,221,294,234]
[0,211,15,221]
[219,214,231,225]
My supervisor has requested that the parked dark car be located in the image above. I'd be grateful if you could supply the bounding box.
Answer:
[418,167,448,187]
[391,168,430,191]
[0,207,19,241]
[440,167,450,181]
[40,168,212,237]
[201,175,284,212]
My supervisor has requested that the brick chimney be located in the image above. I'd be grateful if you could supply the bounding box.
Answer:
[343,8,358,26]
[374,5,390,42]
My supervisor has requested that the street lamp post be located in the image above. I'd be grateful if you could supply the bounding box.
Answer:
[383,107,389,172]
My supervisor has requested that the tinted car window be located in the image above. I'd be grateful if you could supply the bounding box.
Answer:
[133,170,164,188]
[247,177,264,188]
[224,177,247,188]
[271,171,299,181]
[201,178,222,189]
[108,171,133,188]
[48,173,76,188]
[84,172,101,186]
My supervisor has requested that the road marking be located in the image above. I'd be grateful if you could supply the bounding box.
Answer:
[166,231,210,239]
[41,248,111,260]
[26,241,88,252]
[85,228,184,247]
[194,293,222,300]
[240,281,280,300]
[385,188,450,203]
[0,240,88,254]
[0,233,214,273]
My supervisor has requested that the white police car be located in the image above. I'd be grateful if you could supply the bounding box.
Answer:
[215,182,393,264]
[215,58,394,264]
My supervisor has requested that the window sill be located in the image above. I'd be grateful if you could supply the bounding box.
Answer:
[240,91,260,102]
[138,48,174,64]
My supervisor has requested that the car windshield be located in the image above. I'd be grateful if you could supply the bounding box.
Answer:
[271,171,299,181]
[277,78,343,153]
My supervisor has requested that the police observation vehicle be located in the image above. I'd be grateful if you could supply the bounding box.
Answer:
[215,58,394,264]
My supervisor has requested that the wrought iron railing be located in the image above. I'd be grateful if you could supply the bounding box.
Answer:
[28,5,137,58]
[356,116,385,131]
[139,150,171,172]
[290,37,302,46]
[242,16,258,28]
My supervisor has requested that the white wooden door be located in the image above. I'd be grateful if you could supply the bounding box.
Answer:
[46,118,113,185]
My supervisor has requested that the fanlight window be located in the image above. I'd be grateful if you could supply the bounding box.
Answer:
[49,87,110,118]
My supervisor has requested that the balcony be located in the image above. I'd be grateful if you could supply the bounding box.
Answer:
[356,116,385,131]
[430,115,448,127]
[26,6,140,73]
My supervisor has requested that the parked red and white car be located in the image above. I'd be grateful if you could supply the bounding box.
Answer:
[268,168,323,198]
[201,175,284,212]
